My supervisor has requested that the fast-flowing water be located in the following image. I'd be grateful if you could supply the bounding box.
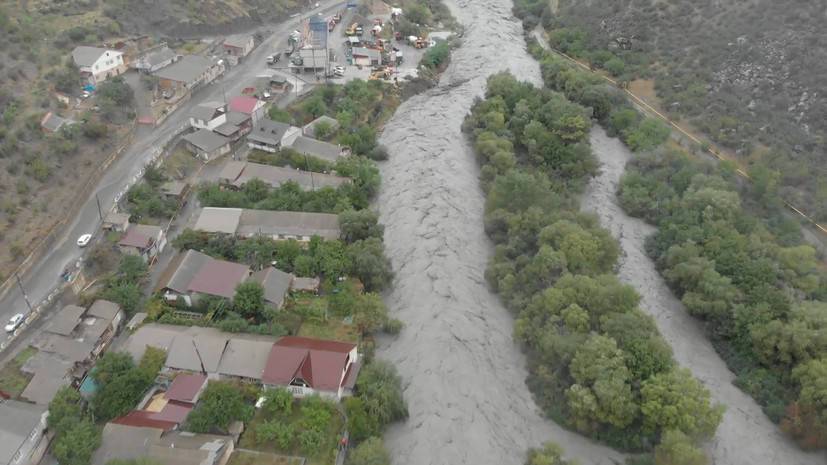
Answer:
[581,127,827,465]
[375,1,623,464]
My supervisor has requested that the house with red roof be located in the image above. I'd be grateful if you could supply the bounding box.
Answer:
[228,96,265,124]
[262,336,361,400]
[118,224,166,262]
[110,373,207,433]
[155,250,250,306]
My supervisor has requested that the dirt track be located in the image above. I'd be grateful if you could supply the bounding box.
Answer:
[581,127,827,465]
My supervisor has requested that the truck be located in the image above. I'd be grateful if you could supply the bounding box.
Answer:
[346,23,363,36]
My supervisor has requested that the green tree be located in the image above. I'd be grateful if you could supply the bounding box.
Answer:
[343,397,380,442]
[353,293,388,335]
[51,419,100,465]
[255,419,294,449]
[347,238,392,291]
[261,387,293,417]
[604,57,626,76]
[234,281,265,320]
[654,430,708,465]
[93,351,135,387]
[625,118,671,152]
[792,358,827,425]
[302,95,328,119]
[356,361,408,427]
[339,209,384,243]
[187,381,252,433]
[526,441,576,465]
[268,106,293,124]
[48,386,83,433]
[347,437,391,465]
[640,368,724,438]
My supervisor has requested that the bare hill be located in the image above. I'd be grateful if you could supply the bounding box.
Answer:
[544,0,827,218]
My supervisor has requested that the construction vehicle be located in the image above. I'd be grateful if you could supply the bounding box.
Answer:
[414,37,428,49]
[346,23,362,35]
[369,68,391,80]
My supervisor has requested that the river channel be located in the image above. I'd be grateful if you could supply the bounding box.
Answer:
[375,1,623,464]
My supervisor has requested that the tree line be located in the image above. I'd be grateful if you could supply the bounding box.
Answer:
[463,73,722,461]
[619,149,827,448]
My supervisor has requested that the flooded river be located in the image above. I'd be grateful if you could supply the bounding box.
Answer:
[375,1,622,464]
[581,127,827,465]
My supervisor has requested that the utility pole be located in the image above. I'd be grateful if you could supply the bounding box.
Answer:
[15,273,33,313]
[95,193,104,221]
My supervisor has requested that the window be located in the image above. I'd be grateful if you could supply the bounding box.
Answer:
[12,449,21,463]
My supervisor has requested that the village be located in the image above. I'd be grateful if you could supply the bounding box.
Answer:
[0,1,456,465]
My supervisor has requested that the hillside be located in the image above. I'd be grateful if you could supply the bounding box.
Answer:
[538,0,827,219]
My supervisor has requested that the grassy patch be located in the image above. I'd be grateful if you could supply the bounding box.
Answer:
[0,347,37,397]
[163,147,201,179]
[297,318,359,343]
[228,450,304,465]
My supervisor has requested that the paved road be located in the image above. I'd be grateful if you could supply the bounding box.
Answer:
[0,1,347,344]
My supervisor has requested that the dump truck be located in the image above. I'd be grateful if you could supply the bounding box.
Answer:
[346,23,363,35]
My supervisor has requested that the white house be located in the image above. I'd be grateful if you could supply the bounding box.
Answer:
[262,336,361,400]
[189,101,228,131]
[247,120,301,153]
[71,46,127,85]
[0,400,48,465]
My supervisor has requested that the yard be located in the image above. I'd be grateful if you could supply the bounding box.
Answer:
[0,347,37,397]
[228,450,305,465]
[239,395,344,465]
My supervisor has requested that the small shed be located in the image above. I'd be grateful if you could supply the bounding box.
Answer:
[102,211,130,232]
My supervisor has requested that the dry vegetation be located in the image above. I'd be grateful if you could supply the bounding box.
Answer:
[532,0,827,220]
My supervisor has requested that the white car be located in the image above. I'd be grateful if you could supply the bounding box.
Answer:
[77,233,92,247]
[4,313,24,332]
[334,66,345,76]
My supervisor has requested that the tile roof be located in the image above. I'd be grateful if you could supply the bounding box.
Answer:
[186,259,249,299]
[166,373,207,404]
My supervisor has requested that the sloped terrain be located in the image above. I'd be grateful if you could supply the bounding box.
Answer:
[547,0,827,218]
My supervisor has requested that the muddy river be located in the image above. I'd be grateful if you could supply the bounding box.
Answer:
[581,127,826,465]
[375,1,622,464]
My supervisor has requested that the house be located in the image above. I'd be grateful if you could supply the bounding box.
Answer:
[165,333,228,373]
[160,181,189,203]
[110,374,206,433]
[228,96,265,124]
[0,400,48,465]
[154,55,224,93]
[92,423,234,465]
[40,112,74,133]
[25,300,123,405]
[102,211,130,232]
[289,135,349,163]
[218,161,348,191]
[223,35,255,58]
[246,119,300,153]
[189,101,227,130]
[193,207,341,241]
[249,267,292,309]
[302,115,340,138]
[71,46,127,84]
[118,224,166,262]
[217,339,273,382]
[166,373,208,404]
[183,129,231,161]
[262,336,360,400]
[351,47,381,66]
[156,250,250,305]
[134,46,178,73]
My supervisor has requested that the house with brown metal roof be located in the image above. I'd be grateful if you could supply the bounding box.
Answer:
[249,267,293,309]
[155,250,249,306]
[262,336,360,400]
[118,224,166,262]
[193,207,340,242]
[92,422,234,465]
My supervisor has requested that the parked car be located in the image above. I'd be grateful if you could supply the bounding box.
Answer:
[4,313,24,332]
[334,66,345,76]
[77,233,92,247]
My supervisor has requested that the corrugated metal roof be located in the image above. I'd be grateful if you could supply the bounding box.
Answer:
[289,136,343,162]
[72,46,118,67]
[229,161,348,191]
[156,250,212,294]
[250,267,292,308]
[193,207,243,235]
[184,129,230,153]
[165,373,207,404]
[237,210,340,239]
[187,259,249,299]
[44,305,85,336]
[153,55,214,84]
[0,400,47,465]
[216,339,273,379]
